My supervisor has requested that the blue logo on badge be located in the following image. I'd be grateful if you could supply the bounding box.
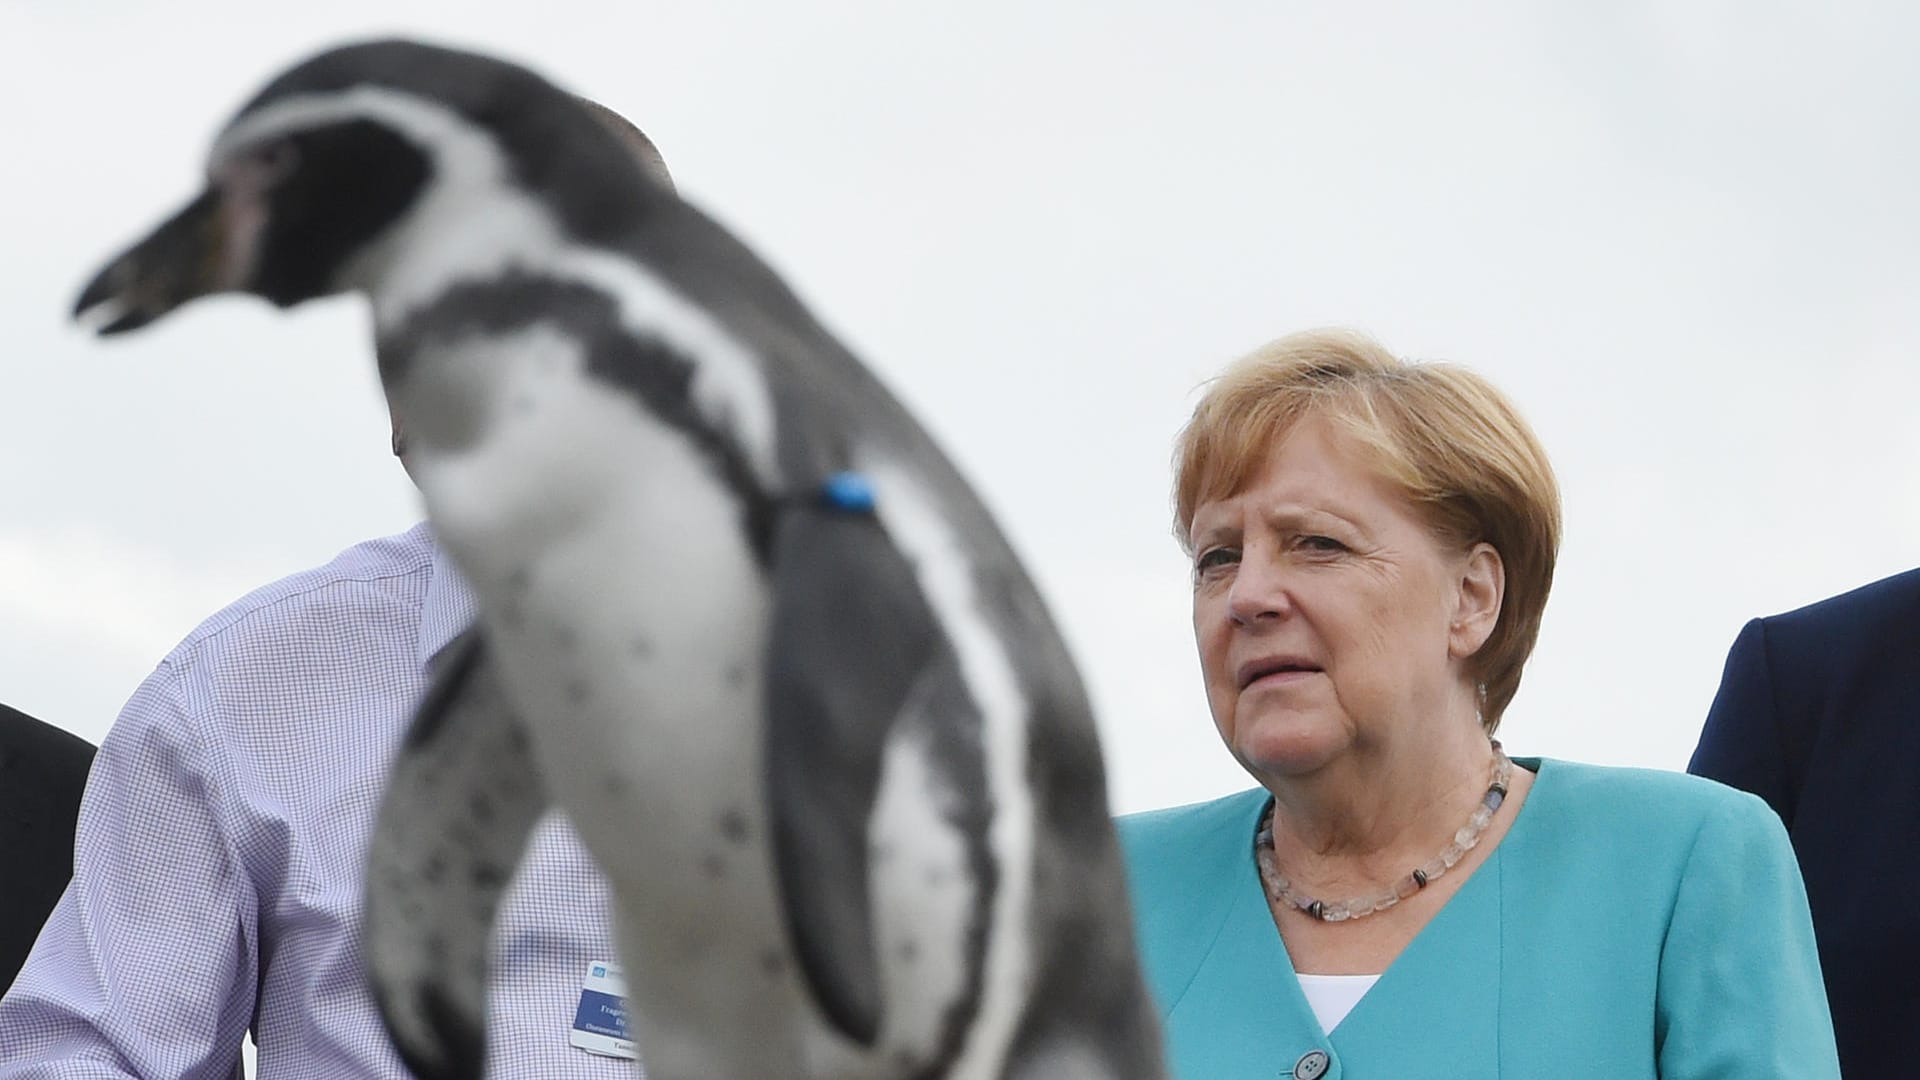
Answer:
[592,965,607,978]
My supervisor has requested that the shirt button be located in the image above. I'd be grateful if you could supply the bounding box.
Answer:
[1292,1048,1330,1080]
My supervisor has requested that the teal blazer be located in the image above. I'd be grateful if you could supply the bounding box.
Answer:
[1118,759,1840,1079]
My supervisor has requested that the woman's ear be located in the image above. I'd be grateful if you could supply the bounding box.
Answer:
[1449,542,1504,661]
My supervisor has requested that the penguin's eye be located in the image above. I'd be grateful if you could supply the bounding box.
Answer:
[224,138,300,191]
[250,138,301,182]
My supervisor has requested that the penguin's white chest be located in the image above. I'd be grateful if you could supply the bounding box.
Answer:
[403,323,788,946]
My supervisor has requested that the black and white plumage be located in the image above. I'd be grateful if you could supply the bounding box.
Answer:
[74,40,1168,1080]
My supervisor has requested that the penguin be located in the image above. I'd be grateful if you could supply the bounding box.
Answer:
[72,39,1167,1080]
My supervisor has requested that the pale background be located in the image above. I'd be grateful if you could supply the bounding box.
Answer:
[4,3,1917,815]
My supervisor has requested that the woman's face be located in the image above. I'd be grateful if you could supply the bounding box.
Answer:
[1187,413,1500,779]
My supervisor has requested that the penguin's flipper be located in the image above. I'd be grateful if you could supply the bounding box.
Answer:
[366,628,548,1080]
[765,507,945,1046]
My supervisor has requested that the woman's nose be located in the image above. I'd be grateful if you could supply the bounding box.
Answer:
[1226,551,1289,627]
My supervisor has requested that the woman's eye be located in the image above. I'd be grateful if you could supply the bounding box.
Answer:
[1195,547,1240,577]
[1297,535,1346,554]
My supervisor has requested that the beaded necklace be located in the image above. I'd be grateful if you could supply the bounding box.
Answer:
[1254,741,1513,923]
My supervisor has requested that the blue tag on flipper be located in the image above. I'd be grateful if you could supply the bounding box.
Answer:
[818,471,877,513]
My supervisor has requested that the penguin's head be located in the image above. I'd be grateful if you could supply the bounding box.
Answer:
[74,39,672,335]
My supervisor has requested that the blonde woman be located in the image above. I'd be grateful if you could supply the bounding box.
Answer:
[1121,330,1839,1079]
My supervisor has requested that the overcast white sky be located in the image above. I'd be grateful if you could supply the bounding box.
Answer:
[2,3,1916,814]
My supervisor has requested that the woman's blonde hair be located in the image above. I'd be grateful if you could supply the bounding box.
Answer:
[1173,328,1561,729]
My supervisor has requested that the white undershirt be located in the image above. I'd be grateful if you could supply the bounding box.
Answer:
[1295,972,1381,1033]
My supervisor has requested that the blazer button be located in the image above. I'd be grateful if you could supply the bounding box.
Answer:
[1292,1048,1330,1080]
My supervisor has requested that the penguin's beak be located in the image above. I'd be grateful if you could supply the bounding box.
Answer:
[73,188,229,336]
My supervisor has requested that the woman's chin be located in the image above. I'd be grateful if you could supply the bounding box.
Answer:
[1226,718,1352,780]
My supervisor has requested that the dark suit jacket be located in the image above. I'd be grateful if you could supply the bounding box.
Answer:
[0,703,95,993]
[1691,568,1920,1079]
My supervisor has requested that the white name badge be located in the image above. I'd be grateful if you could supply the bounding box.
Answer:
[569,960,637,1061]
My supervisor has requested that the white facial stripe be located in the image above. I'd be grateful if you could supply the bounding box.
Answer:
[211,87,503,175]
[214,86,779,488]
[866,464,1034,1079]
